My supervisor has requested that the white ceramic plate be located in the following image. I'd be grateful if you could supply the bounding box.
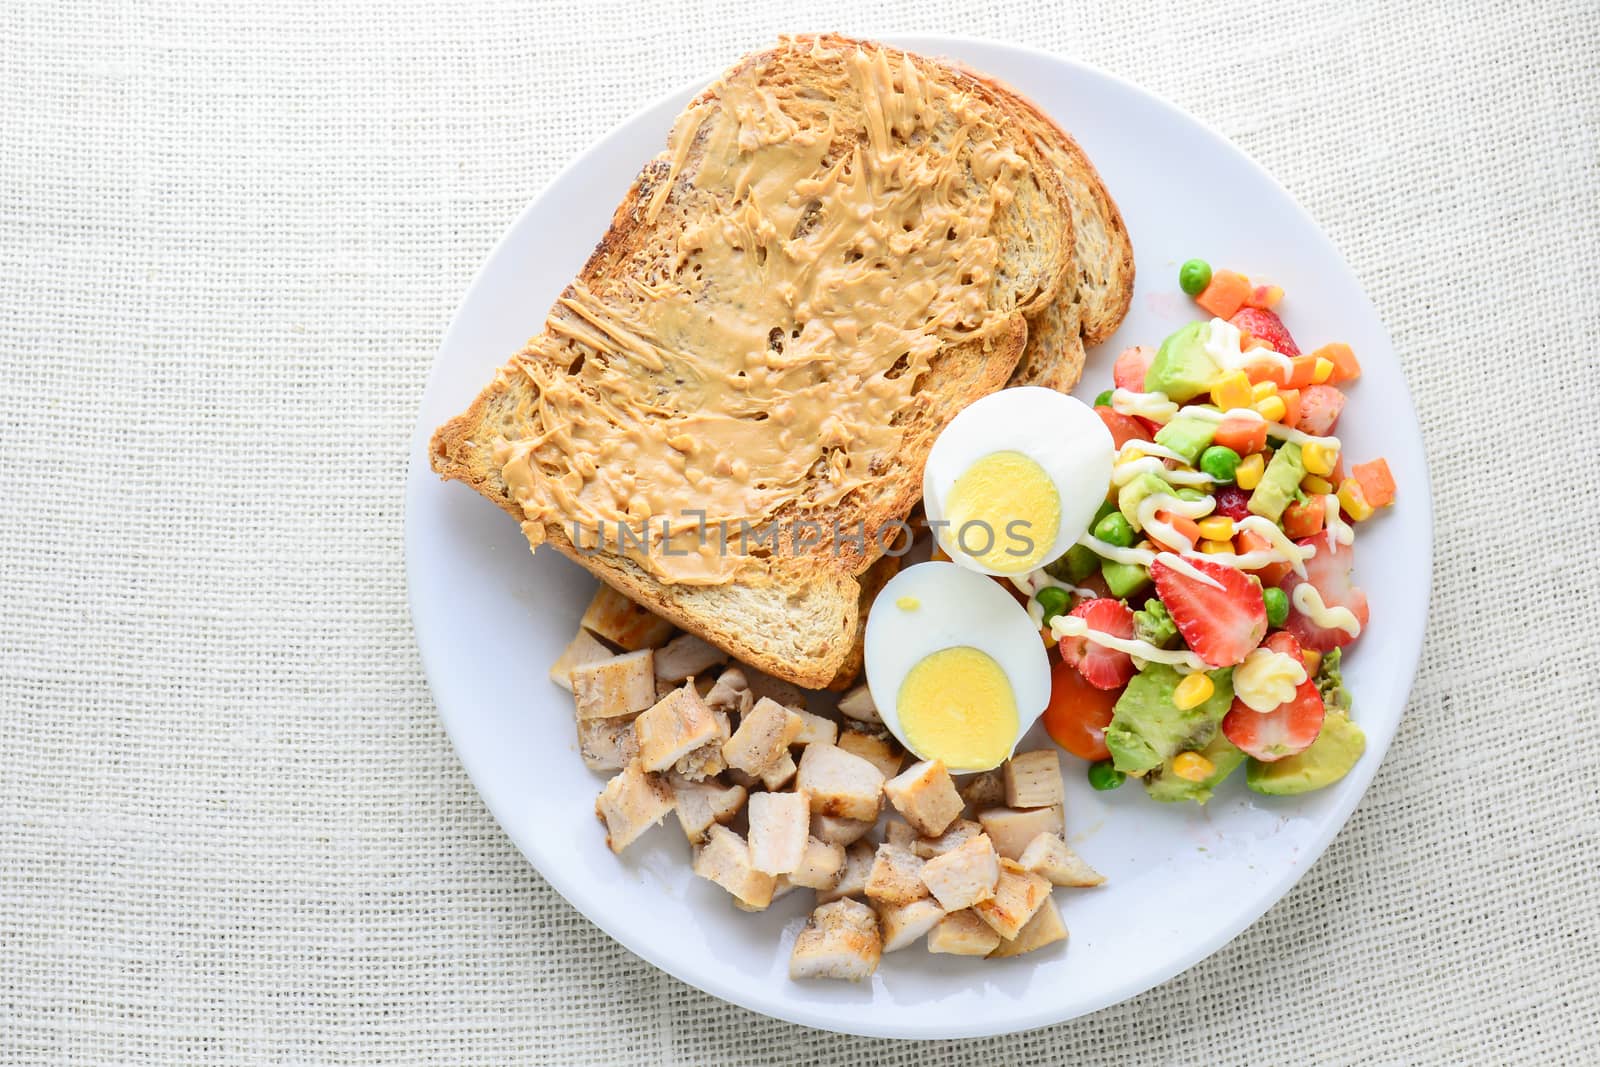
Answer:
[405,36,1431,1039]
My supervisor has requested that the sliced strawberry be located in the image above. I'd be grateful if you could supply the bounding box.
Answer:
[1058,598,1137,690]
[1295,384,1346,435]
[1229,307,1301,356]
[1264,631,1303,660]
[1150,556,1267,667]
[1113,346,1154,392]
[1095,406,1152,449]
[1222,679,1325,761]
[1212,485,1252,521]
[1278,537,1370,651]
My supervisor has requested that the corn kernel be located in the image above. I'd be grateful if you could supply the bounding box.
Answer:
[1302,648,1322,674]
[1312,357,1335,384]
[1210,371,1253,412]
[1197,516,1235,541]
[1236,453,1265,490]
[1121,447,1145,463]
[1041,627,1056,649]
[1172,751,1216,782]
[1338,477,1375,521]
[1302,441,1338,476]
[1302,475,1334,495]
[1172,672,1215,711]
[1251,380,1278,401]
[1199,538,1233,554]
[1254,395,1287,423]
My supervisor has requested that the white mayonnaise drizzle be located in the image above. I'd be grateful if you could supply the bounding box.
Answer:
[1292,582,1362,637]
[1049,612,1211,671]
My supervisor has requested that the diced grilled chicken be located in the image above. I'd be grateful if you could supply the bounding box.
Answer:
[759,751,798,791]
[919,833,1001,912]
[721,697,803,777]
[748,791,811,875]
[787,707,839,747]
[836,728,903,779]
[691,824,776,910]
[743,667,807,711]
[571,649,656,719]
[875,897,947,952]
[789,899,881,981]
[835,682,881,724]
[668,774,746,844]
[977,805,1065,861]
[912,818,983,859]
[988,896,1068,958]
[816,841,875,904]
[576,717,638,772]
[885,759,964,837]
[703,666,751,714]
[652,632,728,683]
[672,707,731,780]
[1018,832,1105,887]
[580,583,675,651]
[594,760,674,853]
[958,769,1007,813]
[737,874,798,912]
[634,683,722,773]
[972,859,1051,940]
[810,813,875,847]
[787,837,846,890]
[550,629,614,692]
[927,908,1002,956]
[1004,750,1065,809]
[864,844,930,906]
[885,819,917,849]
[796,742,885,822]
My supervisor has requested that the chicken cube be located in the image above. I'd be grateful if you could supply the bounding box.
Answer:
[977,805,1065,861]
[721,697,803,777]
[912,818,983,859]
[594,760,674,853]
[580,583,675,650]
[760,752,798,791]
[972,859,1052,940]
[571,650,656,719]
[835,682,881,724]
[884,759,964,836]
[796,742,885,821]
[703,666,752,715]
[787,837,847,891]
[634,683,722,773]
[836,729,903,779]
[919,833,1001,911]
[575,717,638,772]
[864,844,930,906]
[744,667,807,711]
[787,707,839,747]
[691,825,776,910]
[875,897,947,952]
[549,629,614,692]
[810,813,875,847]
[789,899,881,981]
[1019,833,1106,887]
[885,819,917,850]
[748,791,811,875]
[668,774,746,844]
[816,841,875,904]
[652,632,727,683]
[1004,749,1065,809]
[927,908,1002,956]
[988,896,1068,957]
[958,769,1006,812]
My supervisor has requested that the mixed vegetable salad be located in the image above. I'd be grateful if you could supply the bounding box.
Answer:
[1023,261,1396,802]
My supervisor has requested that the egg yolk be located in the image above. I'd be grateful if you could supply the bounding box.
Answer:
[943,450,1060,574]
[896,646,1020,772]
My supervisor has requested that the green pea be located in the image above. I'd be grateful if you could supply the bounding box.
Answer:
[1263,586,1289,627]
[1093,389,1114,408]
[1035,585,1071,625]
[1200,445,1242,484]
[1093,512,1135,548]
[1179,258,1212,296]
[1088,760,1126,791]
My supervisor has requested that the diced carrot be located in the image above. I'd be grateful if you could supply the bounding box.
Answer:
[1245,284,1284,310]
[1235,529,1292,586]
[1251,354,1317,390]
[1352,458,1396,508]
[1195,269,1252,319]
[1150,510,1202,552]
[1095,405,1152,449]
[1212,416,1269,455]
[1312,342,1361,383]
[1282,498,1325,539]
[1330,453,1347,484]
[1279,388,1302,429]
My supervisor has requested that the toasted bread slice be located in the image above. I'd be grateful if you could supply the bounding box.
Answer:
[431,35,1076,686]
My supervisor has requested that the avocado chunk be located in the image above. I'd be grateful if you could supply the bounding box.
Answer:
[1118,471,1171,525]
[1314,647,1352,713]
[1154,411,1218,465]
[1145,321,1221,402]
[1247,711,1366,795]
[1145,730,1248,804]
[1104,664,1235,775]
[1101,558,1150,599]
[1132,597,1179,648]
[1247,441,1306,521]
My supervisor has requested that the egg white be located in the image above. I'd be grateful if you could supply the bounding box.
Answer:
[862,561,1052,771]
[922,387,1114,577]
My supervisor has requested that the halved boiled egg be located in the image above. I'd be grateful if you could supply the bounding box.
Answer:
[922,387,1114,576]
[863,561,1051,773]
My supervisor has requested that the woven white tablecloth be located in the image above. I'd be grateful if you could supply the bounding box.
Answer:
[3,0,1597,1062]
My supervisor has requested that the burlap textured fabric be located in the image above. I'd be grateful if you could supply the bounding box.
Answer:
[2,1,1597,1062]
